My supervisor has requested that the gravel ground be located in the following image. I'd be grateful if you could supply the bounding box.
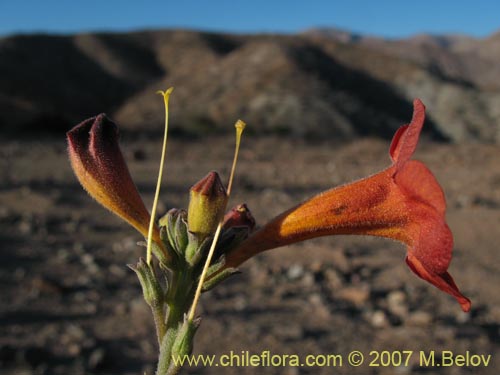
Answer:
[1,135,499,374]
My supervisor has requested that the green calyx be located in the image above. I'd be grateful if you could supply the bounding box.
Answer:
[128,258,165,308]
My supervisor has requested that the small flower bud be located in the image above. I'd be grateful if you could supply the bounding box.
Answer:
[223,203,256,231]
[188,171,228,236]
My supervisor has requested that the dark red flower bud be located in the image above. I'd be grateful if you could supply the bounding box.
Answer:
[67,114,167,257]
[223,204,256,231]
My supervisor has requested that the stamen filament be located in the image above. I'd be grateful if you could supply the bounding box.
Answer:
[188,119,246,321]
[147,87,174,266]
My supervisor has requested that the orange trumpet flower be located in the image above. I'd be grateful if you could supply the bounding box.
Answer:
[67,114,167,258]
[224,99,470,312]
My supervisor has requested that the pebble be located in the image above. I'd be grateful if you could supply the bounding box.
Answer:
[407,311,432,326]
[323,268,343,290]
[287,264,304,280]
[309,261,323,273]
[233,295,247,311]
[330,248,350,274]
[387,290,408,318]
[18,217,32,234]
[80,254,100,274]
[87,348,106,370]
[337,286,370,307]
[301,271,315,288]
[67,343,81,356]
[369,310,389,328]
[455,310,471,324]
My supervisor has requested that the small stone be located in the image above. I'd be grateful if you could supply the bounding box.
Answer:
[287,264,304,280]
[455,310,471,324]
[369,310,389,328]
[308,293,322,306]
[337,286,370,307]
[81,254,99,274]
[87,348,106,370]
[324,268,343,290]
[18,218,32,234]
[80,253,94,265]
[387,290,408,318]
[309,261,323,273]
[331,248,350,274]
[407,311,433,326]
[78,276,93,288]
[67,343,81,356]
[301,271,315,287]
[66,324,86,341]
[233,295,247,311]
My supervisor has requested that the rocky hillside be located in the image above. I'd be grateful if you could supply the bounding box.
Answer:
[1,28,499,142]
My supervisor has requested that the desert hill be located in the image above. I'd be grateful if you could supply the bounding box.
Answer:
[1,28,499,142]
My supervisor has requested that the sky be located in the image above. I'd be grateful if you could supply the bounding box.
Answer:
[1,0,499,39]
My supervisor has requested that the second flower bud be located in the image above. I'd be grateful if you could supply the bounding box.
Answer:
[188,171,228,237]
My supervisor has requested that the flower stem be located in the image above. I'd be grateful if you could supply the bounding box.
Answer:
[147,87,174,266]
[152,303,167,346]
[187,120,246,322]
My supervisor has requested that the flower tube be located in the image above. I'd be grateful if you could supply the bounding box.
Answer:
[224,99,470,312]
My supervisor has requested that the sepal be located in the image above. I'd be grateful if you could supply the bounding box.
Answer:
[185,232,212,267]
[160,209,189,258]
[202,257,240,291]
[171,316,201,359]
[128,258,165,308]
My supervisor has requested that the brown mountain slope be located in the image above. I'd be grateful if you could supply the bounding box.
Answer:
[1,29,499,142]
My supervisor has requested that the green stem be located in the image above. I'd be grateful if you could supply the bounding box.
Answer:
[166,364,182,375]
[166,302,184,330]
[152,303,167,346]
[156,325,178,375]
[156,267,196,375]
